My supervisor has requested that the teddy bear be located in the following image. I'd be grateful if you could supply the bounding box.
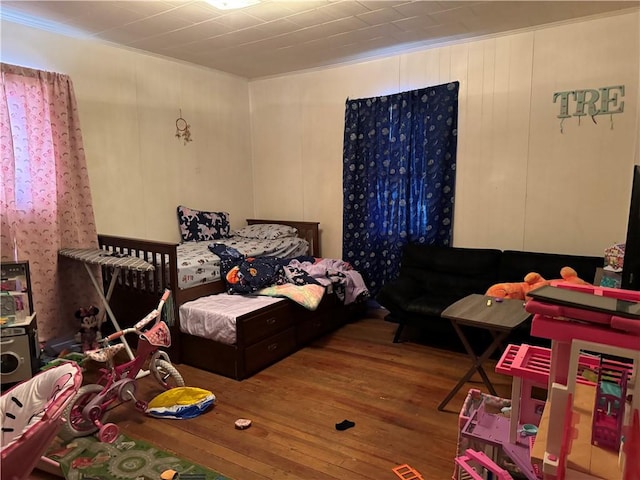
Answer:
[75,306,103,352]
[485,266,590,301]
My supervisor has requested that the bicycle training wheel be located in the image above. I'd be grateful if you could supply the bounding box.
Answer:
[151,358,184,389]
[59,384,106,441]
[98,423,120,443]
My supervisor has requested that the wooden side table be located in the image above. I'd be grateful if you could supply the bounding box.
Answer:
[437,294,531,411]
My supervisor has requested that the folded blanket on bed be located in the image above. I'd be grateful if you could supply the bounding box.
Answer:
[257,283,326,310]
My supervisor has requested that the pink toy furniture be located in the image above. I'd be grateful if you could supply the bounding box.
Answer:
[592,358,630,451]
[1,362,83,480]
[459,401,540,480]
[455,449,514,480]
[525,283,640,479]
[496,343,602,446]
[454,389,512,479]
[527,282,640,335]
[473,343,605,480]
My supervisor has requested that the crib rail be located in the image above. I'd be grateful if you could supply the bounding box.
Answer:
[98,234,178,297]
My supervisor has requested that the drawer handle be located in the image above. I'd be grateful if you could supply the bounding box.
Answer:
[267,343,279,351]
[265,317,277,325]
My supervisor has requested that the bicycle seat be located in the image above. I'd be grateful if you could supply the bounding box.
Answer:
[86,344,126,363]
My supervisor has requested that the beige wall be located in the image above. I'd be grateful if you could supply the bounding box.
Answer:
[1,20,253,243]
[250,11,640,259]
[2,11,639,259]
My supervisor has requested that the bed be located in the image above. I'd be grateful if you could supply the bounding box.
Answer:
[97,218,363,379]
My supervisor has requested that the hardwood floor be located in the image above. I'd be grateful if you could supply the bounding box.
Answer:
[32,311,512,480]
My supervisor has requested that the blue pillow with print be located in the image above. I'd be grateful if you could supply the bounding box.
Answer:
[177,205,230,242]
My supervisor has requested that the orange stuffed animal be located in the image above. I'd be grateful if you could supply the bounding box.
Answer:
[485,266,590,301]
[484,280,531,300]
[557,266,590,286]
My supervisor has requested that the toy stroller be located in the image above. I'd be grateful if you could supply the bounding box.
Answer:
[1,362,83,480]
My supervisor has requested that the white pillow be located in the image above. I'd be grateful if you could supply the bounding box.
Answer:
[233,224,298,240]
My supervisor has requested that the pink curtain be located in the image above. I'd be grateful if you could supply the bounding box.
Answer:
[1,63,101,343]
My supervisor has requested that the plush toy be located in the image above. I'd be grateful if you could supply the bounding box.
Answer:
[75,306,103,352]
[485,266,590,301]
[557,266,590,286]
[484,280,531,300]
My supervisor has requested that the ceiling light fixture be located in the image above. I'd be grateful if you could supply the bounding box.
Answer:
[205,0,260,10]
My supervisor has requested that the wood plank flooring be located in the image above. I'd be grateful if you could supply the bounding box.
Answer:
[32,310,513,480]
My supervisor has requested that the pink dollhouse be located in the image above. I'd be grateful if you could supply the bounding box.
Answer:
[455,282,640,480]
[525,284,640,480]
[591,357,630,451]
[524,283,639,479]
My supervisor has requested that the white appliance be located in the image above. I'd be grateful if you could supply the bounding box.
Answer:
[1,313,39,387]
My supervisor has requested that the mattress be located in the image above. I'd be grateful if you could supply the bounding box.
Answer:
[179,294,285,345]
[176,235,309,290]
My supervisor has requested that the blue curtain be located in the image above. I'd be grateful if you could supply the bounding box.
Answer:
[342,81,459,295]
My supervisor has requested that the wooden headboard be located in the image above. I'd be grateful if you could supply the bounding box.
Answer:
[246,219,320,257]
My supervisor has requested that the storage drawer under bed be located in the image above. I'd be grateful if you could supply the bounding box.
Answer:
[177,293,356,380]
[243,327,297,376]
[239,301,293,346]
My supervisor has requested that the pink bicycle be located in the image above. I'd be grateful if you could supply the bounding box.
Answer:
[59,289,184,443]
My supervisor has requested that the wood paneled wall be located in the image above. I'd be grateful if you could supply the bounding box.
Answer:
[250,12,639,259]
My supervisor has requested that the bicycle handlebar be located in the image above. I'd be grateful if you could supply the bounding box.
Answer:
[132,310,159,331]
[160,289,171,303]
[104,289,172,343]
[132,289,171,330]
[105,329,130,342]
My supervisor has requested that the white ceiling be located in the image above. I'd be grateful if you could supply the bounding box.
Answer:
[2,1,639,79]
